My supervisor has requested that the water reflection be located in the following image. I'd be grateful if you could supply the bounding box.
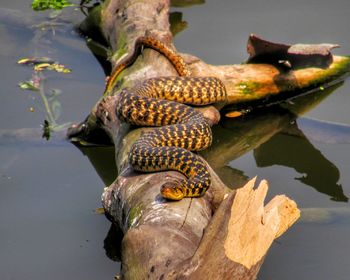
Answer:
[103,223,123,262]
[73,145,122,262]
[202,107,292,189]
[202,83,348,201]
[254,124,347,202]
[77,145,118,186]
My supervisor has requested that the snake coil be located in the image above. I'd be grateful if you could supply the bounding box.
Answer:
[108,37,227,200]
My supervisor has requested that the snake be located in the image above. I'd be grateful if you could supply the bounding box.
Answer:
[107,36,227,200]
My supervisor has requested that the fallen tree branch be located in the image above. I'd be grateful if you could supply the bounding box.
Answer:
[67,0,350,278]
[163,178,299,280]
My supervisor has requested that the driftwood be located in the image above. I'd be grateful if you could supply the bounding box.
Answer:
[68,0,350,279]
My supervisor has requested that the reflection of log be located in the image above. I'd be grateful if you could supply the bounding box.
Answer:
[69,0,350,278]
[255,124,347,202]
[201,84,345,191]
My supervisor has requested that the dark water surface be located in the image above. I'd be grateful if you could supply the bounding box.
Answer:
[0,1,119,279]
[1,0,350,279]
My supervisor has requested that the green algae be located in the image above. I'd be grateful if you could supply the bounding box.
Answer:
[237,81,262,95]
[308,56,350,87]
[127,204,143,228]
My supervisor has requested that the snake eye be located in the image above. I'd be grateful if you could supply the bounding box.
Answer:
[160,183,184,201]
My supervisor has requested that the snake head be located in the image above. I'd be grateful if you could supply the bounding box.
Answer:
[160,182,184,201]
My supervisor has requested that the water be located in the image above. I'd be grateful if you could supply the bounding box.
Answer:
[0,1,120,279]
[1,0,350,279]
[173,1,350,279]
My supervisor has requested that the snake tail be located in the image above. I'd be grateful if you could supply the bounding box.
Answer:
[105,36,190,94]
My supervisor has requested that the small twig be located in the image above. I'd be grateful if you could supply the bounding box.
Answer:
[180,198,193,229]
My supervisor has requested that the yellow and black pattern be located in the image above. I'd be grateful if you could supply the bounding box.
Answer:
[113,37,227,200]
[105,36,191,94]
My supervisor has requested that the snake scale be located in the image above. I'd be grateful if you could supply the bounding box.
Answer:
[107,37,227,200]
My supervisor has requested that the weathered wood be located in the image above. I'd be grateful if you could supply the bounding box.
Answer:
[70,0,350,278]
[163,179,299,280]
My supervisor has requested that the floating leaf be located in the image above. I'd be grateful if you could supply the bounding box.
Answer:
[17,58,32,65]
[34,63,53,71]
[18,81,39,91]
[32,62,71,73]
[51,63,71,73]
[32,0,74,11]
[17,57,55,66]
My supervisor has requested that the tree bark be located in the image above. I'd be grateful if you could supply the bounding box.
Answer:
[69,0,350,278]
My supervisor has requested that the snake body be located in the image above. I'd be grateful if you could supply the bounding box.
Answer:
[109,37,226,200]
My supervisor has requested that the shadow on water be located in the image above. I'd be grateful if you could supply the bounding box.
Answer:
[103,223,123,262]
[202,82,348,202]
[254,126,347,202]
[73,144,123,261]
[77,145,118,186]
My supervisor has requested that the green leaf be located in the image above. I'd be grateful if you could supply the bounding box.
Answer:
[33,62,71,73]
[51,63,71,73]
[17,57,55,65]
[18,81,39,91]
[32,0,74,11]
[34,63,53,71]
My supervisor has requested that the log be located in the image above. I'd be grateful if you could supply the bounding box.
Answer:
[68,0,350,278]
[163,179,299,279]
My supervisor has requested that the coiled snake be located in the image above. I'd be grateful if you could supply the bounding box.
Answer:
[107,37,227,200]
